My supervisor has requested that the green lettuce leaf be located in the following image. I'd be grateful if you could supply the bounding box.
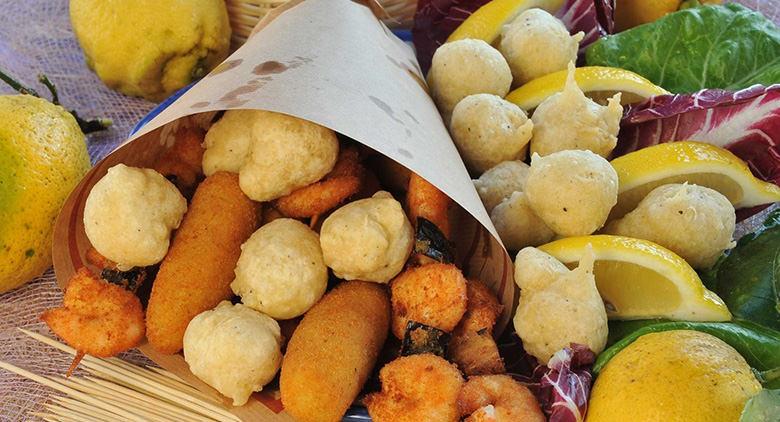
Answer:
[741,389,780,422]
[705,208,780,332]
[586,3,780,93]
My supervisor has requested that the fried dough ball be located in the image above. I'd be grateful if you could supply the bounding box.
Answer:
[202,109,339,201]
[390,263,468,339]
[320,191,414,283]
[365,354,464,422]
[84,164,187,270]
[450,94,533,174]
[605,184,736,268]
[525,150,618,237]
[41,268,145,358]
[499,9,584,84]
[513,247,608,364]
[458,375,545,422]
[490,191,555,251]
[231,219,327,320]
[530,63,623,158]
[183,301,282,406]
[449,280,505,376]
[427,39,512,121]
[473,160,529,212]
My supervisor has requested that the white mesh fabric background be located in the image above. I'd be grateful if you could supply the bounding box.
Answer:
[0,0,779,421]
[0,1,155,420]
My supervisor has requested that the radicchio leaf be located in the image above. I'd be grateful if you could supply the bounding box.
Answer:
[411,0,489,74]
[533,344,596,422]
[556,0,614,54]
[616,84,780,186]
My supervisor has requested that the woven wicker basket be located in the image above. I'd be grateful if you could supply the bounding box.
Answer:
[226,0,417,48]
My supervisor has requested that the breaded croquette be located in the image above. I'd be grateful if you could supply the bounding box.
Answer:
[407,173,451,238]
[449,280,505,375]
[153,127,205,197]
[458,375,545,422]
[42,268,145,358]
[146,172,257,354]
[390,263,468,339]
[281,281,390,422]
[365,354,464,422]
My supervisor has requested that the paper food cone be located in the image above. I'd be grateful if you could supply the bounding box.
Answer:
[52,0,516,418]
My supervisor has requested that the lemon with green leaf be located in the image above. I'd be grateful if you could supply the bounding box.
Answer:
[0,95,90,292]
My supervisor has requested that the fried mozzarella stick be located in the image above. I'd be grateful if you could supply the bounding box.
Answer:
[281,281,390,422]
[146,172,257,354]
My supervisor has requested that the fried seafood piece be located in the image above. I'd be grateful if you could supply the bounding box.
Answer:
[449,280,505,376]
[153,127,205,197]
[458,375,545,422]
[365,354,464,422]
[146,172,257,354]
[390,263,468,340]
[407,173,451,238]
[274,147,363,218]
[281,281,390,422]
[41,268,145,359]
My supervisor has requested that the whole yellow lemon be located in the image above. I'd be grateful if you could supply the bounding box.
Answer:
[587,330,761,422]
[0,95,91,293]
[70,0,231,102]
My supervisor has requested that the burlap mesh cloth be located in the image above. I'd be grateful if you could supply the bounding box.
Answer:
[1,0,779,421]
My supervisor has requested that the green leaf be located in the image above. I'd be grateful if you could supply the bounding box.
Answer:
[741,389,780,422]
[586,4,780,93]
[596,320,780,389]
[707,209,780,331]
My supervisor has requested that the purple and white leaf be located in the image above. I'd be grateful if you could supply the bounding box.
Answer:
[616,84,780,185]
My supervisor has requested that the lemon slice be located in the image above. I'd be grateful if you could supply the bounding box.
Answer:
[610,141,780,219]
[447,0,564,44]
[538,235,731,321]
[505,66,670,110]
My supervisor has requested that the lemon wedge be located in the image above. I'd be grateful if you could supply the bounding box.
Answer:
[447,0,564,44]
[538,235,731,321]
[610,141,780,219]
[505,66,670,110]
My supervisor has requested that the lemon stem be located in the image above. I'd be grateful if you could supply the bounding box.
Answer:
[0,67,112,134]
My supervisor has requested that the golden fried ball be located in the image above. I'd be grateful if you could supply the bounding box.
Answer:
[231,219,328,319]
[320,191,414,283]
[490,192,555,251]
[450,94,534,174]
[83,164,187,270]
[525,150,618,237]
[202,110,338,201]
[473,160,529,212]
[183,301,282,406]
[513,247,607,364]
[499,9,584,84]
[605,184,736,268]
[530,63,623,158]
[427,39,512,121]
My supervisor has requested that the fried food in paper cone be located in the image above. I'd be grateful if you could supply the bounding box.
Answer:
[365,353,464,422]
[152,127,205,197]
[146,171,257,354]
[449,280,505,376]
[390,263,468,340]
[274,147,363,218]
[407,173,452,238]
[42,268,145,358]
[458,375,545,422]
[280,281,390,422]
